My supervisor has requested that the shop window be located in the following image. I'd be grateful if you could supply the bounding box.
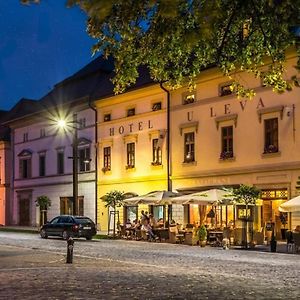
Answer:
[102,146,111,172]
[152,138,162,166]
[264,118,278,153]
[60,197,84,216]
[125,206,138,223]
[184,132,195,163]
[126,142,135,169]
[220,126,234,160]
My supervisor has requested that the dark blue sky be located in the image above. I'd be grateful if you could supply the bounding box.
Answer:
[0,0,96,111]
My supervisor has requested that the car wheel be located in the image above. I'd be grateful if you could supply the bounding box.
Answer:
[86,235,92,240]
[40,229,48,239]
[62,230,69,240]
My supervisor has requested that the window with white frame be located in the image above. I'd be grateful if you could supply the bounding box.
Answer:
[184,132,195,163]
[79,146,91,172]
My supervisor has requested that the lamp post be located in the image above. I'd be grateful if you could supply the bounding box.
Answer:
[58,114,78,216]
[72,114,78,216]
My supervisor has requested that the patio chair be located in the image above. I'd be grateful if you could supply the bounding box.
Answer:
[169,225,184,244]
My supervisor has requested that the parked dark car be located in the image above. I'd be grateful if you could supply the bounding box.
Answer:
[40,215,96,240]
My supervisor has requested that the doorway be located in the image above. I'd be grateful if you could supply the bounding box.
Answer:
[19,198,30,226]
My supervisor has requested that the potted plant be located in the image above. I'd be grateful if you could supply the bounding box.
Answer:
[270,229,277,252]
[197,225,207,247]
[279,212,288,239]
[35,195,51,226]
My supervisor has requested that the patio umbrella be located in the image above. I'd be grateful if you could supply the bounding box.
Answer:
[123,190,179,206]
[171,188,232,205]
[279,195,300,212]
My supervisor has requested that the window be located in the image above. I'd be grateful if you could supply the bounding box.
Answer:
[23,132,28,142]
[126,142,135,168]
[103,146,111,172]
[182,92,195,105]
[184,132,195,163]
[104,113,111,122]
[125,206,138,223]
[57,151,64,174]
[78,118,86,129]
[60,196,84,216]
[127,108,135,117]
[39,154,46,176]
[220,126,233,159]
[152,138,162,165]
[19,158,31,178]
[40,128,46,137]
[152,102,162,111]
[220,83,233,96]
[79,147,91,172]
[264,118,278,153]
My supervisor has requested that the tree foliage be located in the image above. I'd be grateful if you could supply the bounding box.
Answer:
[101,190,125,209]
[35,195,51,210]
[23,0,300,98]
[232,184,261,205]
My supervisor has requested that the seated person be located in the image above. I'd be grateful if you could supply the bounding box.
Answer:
[157,218,164,228]
[293,225,300,233]
[149,214,157,228]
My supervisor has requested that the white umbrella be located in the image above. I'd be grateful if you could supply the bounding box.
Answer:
[279,196,300,213]
[123,190,179,206]
[171,188,232,205]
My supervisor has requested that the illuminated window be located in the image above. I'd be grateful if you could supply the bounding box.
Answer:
[184,132,195,163]
[103,146,111,172]
[220,126,233,160]
[152,139,162,165]
[264,118,278,153]
[126,143,135,168]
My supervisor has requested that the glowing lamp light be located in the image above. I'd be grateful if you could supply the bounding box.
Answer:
[57,119,66,128]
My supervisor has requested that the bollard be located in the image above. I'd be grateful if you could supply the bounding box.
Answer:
[66,237,74,264]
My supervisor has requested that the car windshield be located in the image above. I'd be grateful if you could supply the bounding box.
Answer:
[75,217,93,224]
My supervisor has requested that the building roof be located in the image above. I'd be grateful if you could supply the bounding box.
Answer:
[3,55,155,124]
[0,110,10,141]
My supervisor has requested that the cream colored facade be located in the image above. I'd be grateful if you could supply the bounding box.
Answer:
[95,53,300,235]
[170,53,300,234]
[96,85,168,231]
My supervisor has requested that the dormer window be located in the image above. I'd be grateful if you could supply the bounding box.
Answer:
[104,114,111,122]
[182,92,195,105]
[152,102,162,111]
[127,108,135,117]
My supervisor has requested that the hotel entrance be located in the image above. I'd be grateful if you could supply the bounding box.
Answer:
[261,189,288,239]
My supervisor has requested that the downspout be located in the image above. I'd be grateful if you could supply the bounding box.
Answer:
[159,82,172,192]
[88,97,98,226]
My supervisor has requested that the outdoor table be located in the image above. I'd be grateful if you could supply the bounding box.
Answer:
[208,231,223,245]
[153,228,169,241]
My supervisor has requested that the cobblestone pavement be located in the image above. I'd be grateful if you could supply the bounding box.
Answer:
[0,232,299,300]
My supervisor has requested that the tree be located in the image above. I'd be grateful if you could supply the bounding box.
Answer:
[35,195,51,225]
[101,190,125,237]
[22,0,300,98]
[231,184,261,248]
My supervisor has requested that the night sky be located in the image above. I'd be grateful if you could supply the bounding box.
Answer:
[0,0,96,111]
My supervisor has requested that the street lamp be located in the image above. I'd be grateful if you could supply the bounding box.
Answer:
[57,114,79,216]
